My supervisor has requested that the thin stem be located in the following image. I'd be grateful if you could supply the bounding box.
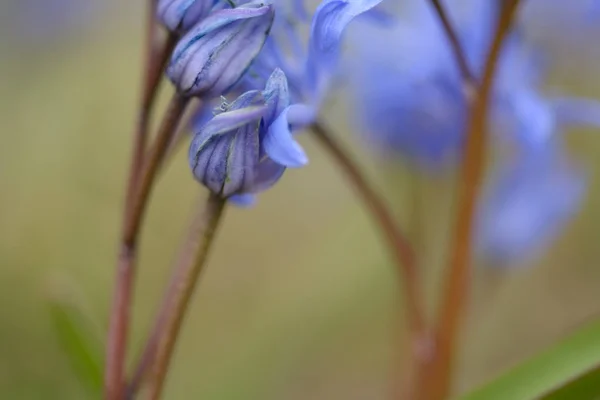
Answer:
[146,193,226,400]
[106,2,161,396]
[124,20,177,221]
[125,196,207,398]
[105,93,189,400]
[311,122,429,375]
[427,0,477,87]
[415,2,521,399]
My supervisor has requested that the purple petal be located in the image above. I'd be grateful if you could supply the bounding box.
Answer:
[167,3,275,96]
[476,147,586,265]
[158,0,216,33]
[307,0,383,95]
[221,123,260,197]
[190,104,266,149]
[263,106,308,168]
[263,68,291,123]
[253,158,286,193]
[229,193,257,207]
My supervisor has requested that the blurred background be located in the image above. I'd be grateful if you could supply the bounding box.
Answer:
[2,0,600,398]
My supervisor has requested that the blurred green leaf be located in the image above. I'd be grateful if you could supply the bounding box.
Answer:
[542,365,600,400]
[460,318,600,400]
[48,293,104,397]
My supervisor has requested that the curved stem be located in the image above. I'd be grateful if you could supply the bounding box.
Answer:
[105,93,189,400]
[427,0,477,87]
[415,2,522,399]
[124,29,177,221]
[146,193,226,400]
[311,122,429,382]
[125,196,206,398]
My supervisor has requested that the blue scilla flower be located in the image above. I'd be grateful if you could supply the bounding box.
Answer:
[166,1,275,97]
[231,0,383,167]
[347,0,495,170]
[346,0,600,264]
[188,68,310,205]
[476,143,586,265]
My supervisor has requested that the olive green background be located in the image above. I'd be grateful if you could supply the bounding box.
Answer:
[1,3,600,399]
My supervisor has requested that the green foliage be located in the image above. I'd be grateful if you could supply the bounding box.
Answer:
[47,291,104,398]
[460,318,600,400]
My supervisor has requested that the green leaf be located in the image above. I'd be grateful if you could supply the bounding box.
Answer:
[47,287,104,397]
[460,318,600,400]
[542,365,600,400]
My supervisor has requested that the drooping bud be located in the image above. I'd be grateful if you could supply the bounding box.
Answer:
[157,0,220,33]
[167,2,275,97]
[189,91,267,197]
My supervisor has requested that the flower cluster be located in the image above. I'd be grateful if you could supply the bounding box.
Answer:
[157,0,383,204]
[347,0,600,264]
[158,0,600,265]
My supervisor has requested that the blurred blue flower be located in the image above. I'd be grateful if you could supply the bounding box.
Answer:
[347,0,493,170]
[189,69,308,205]
[346,0,600,264]
[241,0,383,113]
[476,143,586,265]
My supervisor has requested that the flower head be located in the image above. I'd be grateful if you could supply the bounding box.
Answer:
[188,69,308,205]
[241,0,383,112]
[346,0,600,264]
[167,1,275,97]
[158,0,222,33]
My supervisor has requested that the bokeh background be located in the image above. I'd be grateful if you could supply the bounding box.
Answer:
[2,0,600,398]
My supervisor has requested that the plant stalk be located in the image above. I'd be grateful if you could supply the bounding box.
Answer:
[311,121,429,390]
[414,2,522,399]
[105,93,189,400]
[145,193,226,400]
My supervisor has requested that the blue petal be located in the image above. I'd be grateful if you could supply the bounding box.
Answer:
[476,147,586,265]
[158,0,217,33]
[167,2,275,96]
[190,104,266,149]
[263,68,291,123]
[263,105,308,168]
[229,193,257,207]
[552,97,600,129]
[307,0,383,97]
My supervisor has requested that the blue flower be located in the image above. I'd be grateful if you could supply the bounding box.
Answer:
[476,143,586,265]
[346,0,493,170]
[346,0,600,264]
[241,0,383,111]
[188,69,308,205]
[167,1,275,97]
[158,0,223,33]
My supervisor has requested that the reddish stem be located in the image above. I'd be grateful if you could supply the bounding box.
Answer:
[105,94,189,400]
[428,0,477,86]
[146,193,226,400]
[414,2,522,399]
[311,122,429,386]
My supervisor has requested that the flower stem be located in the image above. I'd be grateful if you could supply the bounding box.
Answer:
[124,195,207,398]
[124,22,177,221]
[146,193,226,400]
[311,121,429,385]
[427,0,477,88]
[105,93,189,400]
[415,2,521,399]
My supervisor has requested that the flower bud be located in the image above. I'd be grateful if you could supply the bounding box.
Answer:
[189,91,267,197]
[157,0,218,33]
[167,2,275,97]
